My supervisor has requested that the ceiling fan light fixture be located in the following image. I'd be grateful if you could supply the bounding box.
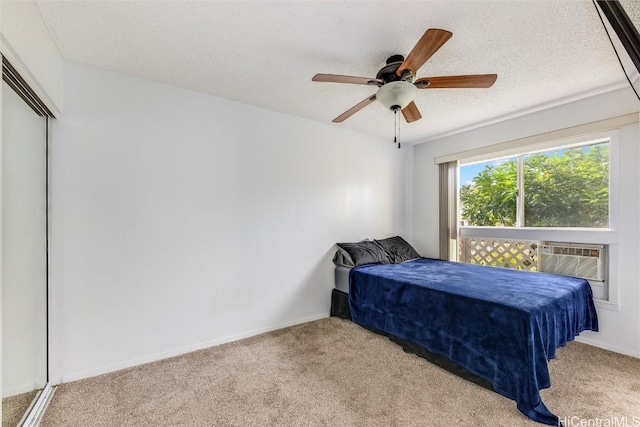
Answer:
[376,81,417,111]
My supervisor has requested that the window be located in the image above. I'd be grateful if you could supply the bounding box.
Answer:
[452,135,616,304]
[440,123,631,308]
[459,140,610,228]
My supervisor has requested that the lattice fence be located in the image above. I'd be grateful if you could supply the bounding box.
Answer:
[459,238,539,271]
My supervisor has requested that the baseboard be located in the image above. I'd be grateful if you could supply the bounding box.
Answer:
[574,336,640,358]
[60,313,329,383]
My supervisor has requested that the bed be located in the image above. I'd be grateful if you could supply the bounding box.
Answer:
[332,244,598,426]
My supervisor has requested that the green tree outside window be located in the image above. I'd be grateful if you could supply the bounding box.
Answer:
[459,143,609,228]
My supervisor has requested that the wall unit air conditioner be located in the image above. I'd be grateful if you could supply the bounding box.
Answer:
[538,242,608,300]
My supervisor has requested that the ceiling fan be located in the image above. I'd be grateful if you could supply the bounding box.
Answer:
[312,28,497,124]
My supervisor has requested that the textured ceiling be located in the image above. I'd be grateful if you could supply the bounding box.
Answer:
[35,0,635,144]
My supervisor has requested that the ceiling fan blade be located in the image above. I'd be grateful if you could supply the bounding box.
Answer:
[397,29,453,77]
[313,74,382,86]
[415,74,497,89]
[332,95,377,123]
[402,101,422,123]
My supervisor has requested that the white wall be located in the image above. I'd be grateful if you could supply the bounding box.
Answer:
[412,86,640,357]
[0,0,63,115]
[49,61,411,383]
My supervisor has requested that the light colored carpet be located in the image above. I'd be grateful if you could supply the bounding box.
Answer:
[2,390,39,427]
[41,317,640,426]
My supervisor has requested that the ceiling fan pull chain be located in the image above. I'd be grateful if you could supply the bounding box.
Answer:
[393,109,398,145]
[397,110,401,149]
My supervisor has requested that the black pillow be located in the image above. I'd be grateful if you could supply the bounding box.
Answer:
[333,248,355,267]
[336,240,392,267]
[374,236,420,263]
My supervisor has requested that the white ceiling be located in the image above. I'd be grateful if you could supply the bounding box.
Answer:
[35,0,637,144]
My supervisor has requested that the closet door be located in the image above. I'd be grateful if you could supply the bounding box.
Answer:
[2,80,48,426]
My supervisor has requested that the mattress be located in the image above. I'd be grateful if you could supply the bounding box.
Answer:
[334,266,351,294]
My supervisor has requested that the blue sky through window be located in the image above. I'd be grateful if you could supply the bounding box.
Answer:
[459,157,516,187]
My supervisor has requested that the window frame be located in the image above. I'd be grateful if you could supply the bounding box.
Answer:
[456,129,620,309]
[458,129,619,232]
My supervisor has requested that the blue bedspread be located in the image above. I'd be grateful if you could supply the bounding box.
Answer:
[348,258,598,426]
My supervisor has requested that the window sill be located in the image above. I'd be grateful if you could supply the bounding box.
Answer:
[460,226,614,232]
[458,227,619,245]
